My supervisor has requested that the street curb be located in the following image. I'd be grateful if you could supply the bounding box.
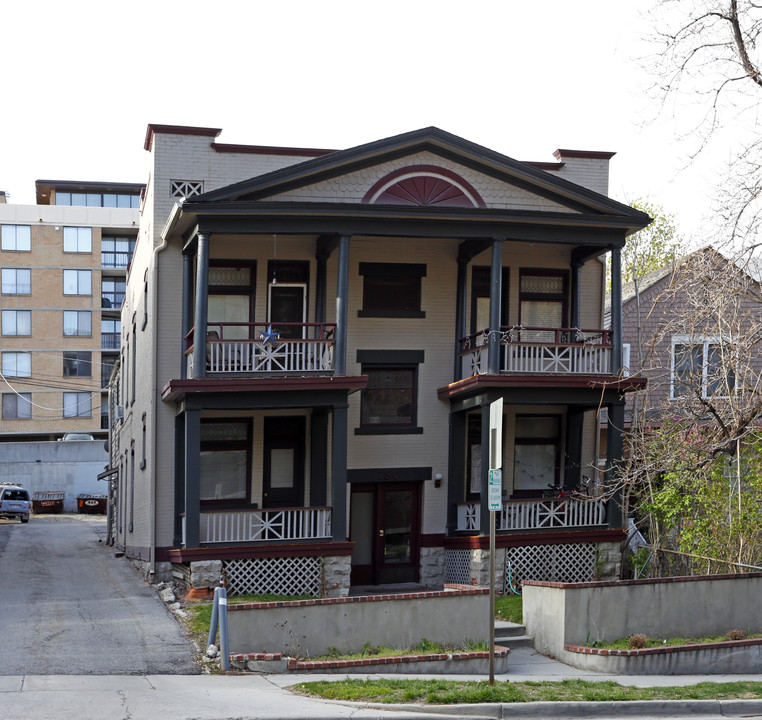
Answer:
[375,698,762,717]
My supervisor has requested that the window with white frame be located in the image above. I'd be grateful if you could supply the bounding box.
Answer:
[63,391,91,418]
[671,336,736,399]
[63,227,92,253]
[2,392,32,419]
[1,225,31,251]
[1,268,31,294]
[2,352,31,377]
[63,269,91,295]
[2,310,31,336]
[63,311,92,337]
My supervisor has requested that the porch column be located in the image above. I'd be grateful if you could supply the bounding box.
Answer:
[330,403,349,541]
[314,244,329,337]
[310,407,329,506]
[191,231,210,379]
[173,413,186,547]
[181,251,193,379]
[610,247,623,373]
[564,407,584,490]
[570,262,582,329]
[334,234,350,376]
[479,400,491,534]
[446,409,467,535]
[454,254,468,381]
[184,408,201,548]
[605,401,625,529]
[488,239,503,375]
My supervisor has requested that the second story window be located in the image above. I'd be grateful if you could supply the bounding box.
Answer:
[1,225,31,251]
[2,351,31,377]
[2,268,31,294]
[1,310,31,336]
[63,269,92,295]
[672,336,736,399]
[519,270,568,342]
[359,262,426,318]
[63,227,92,253]
[63,311,92,337]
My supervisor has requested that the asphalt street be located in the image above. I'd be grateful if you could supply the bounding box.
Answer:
[0,515,198,675]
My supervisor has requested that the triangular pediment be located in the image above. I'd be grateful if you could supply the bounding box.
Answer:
[183,127,648,221]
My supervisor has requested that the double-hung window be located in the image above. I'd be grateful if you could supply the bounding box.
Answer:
[359,263,426,318]
[2,352,31,377]
[63,392,91,418]
[63,227,92,253]
[356,350,424,435]
[63,311,92,337]
[199,420,250,503]
[63,352,92,377]
[1,268,31,294]
[672,336,736,399]
[2,310,31,336]
[2,393,32,419]
[519,270,567,342]
[1,225,31,251]
[63,269,92,295]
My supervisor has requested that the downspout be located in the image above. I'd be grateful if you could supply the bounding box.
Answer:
[147,201,181,578]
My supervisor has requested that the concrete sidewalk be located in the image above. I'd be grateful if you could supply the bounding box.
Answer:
[4,648,762,720]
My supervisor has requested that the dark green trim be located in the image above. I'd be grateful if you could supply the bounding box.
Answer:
[354,425,423,436]
[347,466,432,483]
[356,349,425,364]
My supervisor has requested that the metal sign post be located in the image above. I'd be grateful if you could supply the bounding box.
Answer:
[488,398,503,685]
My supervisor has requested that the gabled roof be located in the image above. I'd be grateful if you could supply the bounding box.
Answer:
[183,126,650,226]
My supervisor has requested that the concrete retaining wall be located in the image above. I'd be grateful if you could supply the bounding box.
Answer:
[227,586,489,656]
[523,573,762,673]
[0,440,108,513]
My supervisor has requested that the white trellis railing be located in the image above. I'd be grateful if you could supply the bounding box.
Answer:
[457,497,607,532]
[197,507,332,544]
[185,322,336,376]
[460,327,612,378]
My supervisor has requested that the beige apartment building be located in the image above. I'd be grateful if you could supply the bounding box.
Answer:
[0,181,141,440]
[109,125,650,596]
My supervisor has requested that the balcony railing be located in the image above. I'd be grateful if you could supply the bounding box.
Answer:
[457,497,607,532]
[101,332,120,350]
[195,506,332,544]
[101,291,125,309]
[185,322,336,376]
[460,326,613,377]
[101,251,132,269]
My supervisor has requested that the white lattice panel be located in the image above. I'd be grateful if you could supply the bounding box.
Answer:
[504,542,596,591]
[445,548,472,585]
[223,557,322,597]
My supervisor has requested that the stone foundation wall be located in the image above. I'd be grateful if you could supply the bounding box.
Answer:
[419,547,446,587]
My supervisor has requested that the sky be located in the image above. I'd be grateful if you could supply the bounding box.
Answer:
[1,0,739,242]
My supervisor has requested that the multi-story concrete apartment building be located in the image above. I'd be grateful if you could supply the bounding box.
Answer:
[109,125,649,596]
[0,181,141,441]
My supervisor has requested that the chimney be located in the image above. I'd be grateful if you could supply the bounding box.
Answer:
[552,149,616,196]
[0,191,7,204]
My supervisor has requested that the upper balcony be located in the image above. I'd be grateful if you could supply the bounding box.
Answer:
[185,322,336,377]
[460,326,612,379]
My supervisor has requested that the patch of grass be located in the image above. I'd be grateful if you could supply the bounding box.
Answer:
[494,593,522,623]
[588,631,762,650]
[291,678,762,704]
[312,638,489,661]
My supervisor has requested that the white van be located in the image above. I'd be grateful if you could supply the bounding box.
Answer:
[0,483,31,523]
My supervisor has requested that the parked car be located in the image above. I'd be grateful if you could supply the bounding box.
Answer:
[59,433,94,441]
[0,483,31,523]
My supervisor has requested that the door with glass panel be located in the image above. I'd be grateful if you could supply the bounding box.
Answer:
[263,417,305,508]
[350,482,421,585]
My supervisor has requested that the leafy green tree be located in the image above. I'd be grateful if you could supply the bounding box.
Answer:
[607,199,683,292]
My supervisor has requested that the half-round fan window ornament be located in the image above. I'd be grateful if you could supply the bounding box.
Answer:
[363,165,485,208]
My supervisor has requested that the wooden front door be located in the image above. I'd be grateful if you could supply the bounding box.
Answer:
[349,482,421,585]
[263,416,305,508]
